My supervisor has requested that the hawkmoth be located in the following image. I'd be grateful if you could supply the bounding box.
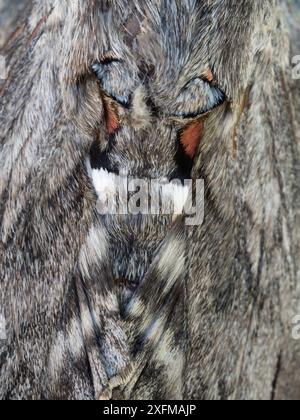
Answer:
[1,0,300,400]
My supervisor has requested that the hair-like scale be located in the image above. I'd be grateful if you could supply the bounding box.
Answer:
[0,0,300,400]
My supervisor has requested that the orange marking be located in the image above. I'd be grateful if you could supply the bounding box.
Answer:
[180,120,204,159]
[106,104,120,135]
[201,68,214,83]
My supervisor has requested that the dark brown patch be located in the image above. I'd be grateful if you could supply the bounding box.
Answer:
[123,12,144,48]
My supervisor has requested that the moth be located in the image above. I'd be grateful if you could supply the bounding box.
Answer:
[1,0,300,400]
